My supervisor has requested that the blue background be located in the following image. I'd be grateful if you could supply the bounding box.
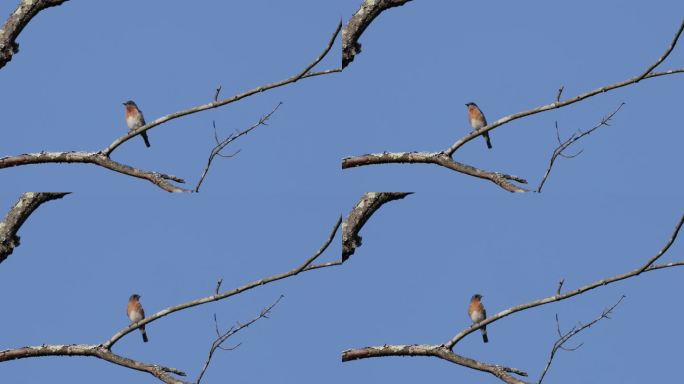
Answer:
[1,1,683,383]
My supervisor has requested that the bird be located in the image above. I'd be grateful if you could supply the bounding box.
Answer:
[467,293,488,343]
[127,294,149,343]
[123,100,151,147]
[465,102,492,149]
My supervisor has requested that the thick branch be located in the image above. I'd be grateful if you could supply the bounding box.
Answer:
[342,192,412,261]
[102,21,342,156]
[0,344,187,384]
[342,152,528,193]
[342,344,528,384]
[102,215,342,349]
[0,152,187,193]
[342,0,413,68]
[0,192,69,263]
[0,0,69,70]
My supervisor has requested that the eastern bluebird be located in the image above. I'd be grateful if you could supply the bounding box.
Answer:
[465,102,492,149]
[467,293,488,343]
[127,294,149,343]
[123,100,151,148]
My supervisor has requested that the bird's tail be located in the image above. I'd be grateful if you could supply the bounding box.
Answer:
[141,131,151,148]
[484,132,492,149]
[140,326,149,343]
[480,327,488,343]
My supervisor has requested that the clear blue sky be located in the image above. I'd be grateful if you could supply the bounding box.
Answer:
[1,1,683,383]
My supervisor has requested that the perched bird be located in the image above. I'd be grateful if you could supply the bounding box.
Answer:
[465,102,492,149]
[467,293,488,343]
[127,294,149,343]
[123,100,151,147]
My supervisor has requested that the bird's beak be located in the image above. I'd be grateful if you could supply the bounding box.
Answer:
[122,102,126,106]
[464,103,469,106]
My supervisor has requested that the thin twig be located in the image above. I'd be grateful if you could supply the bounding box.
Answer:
[636,213,684,274]
[295,216,342,272]
[556,279,564,295]
[195,102,282,192]
[214,279,223,295]
[535,103,625,193]
[196,296,284,384]
[538,296,625,383]
[636,19,684,82]
[556,86,564,102]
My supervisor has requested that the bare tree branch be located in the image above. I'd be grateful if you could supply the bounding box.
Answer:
[341,213,684,384]
[0,152,188,193]
[0,192,69,263]
[341,20,684,191]
[0,344,187,384]
[535,103,625,193]
[444,213,683,349]
[342,153,528,193]
[538,296,625,384]
[636,19,684,82]
[0,21,341,192]
[342,0,413,68]
[102,215,342,350]
[556,279,564,295]
[342,344,528,384]
[0,193,395,381]
[342,192,412,261]
[195,102,282,192]
[196,296,284,384]
[102,21,342,157]
[295,216,343,272]
[555,86,564,102]
[0,0,69,70]
[444,20,684,156]
[0,214,345,383]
